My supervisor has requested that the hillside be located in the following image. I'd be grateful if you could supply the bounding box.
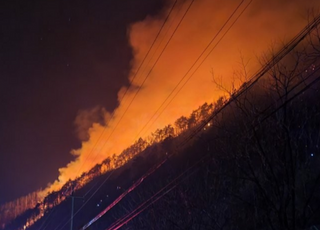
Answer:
[3,17,320,230]
[67,38,320,229]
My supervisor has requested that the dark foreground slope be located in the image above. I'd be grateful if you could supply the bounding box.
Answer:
[5,28,320,230]
[34,54,320,229]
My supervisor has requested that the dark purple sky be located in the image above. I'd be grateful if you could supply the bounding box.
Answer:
[0,0,164,205]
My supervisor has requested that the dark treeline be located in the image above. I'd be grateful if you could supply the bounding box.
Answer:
[88,25,320,230]
[4,18,320,230]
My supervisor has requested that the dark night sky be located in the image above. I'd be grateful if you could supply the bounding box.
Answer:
[0,0,164,205]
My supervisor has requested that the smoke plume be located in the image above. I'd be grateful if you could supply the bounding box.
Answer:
[43,0,320,194]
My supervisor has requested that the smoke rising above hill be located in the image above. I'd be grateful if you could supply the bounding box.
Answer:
[41,0,320,195]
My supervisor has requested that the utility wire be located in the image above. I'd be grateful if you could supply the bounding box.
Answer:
[250,61,320,119]
[41,1,179,226]
[137,1,185,86]
[133,0,248,140]
[76,1,255,228]
[259,68,320,123]
[180,13,320,146]
[60,6,320,230]
[106,154,210,230]
[93,0,195,156]
[105,64,320,230]
[56,1,194,229]
[38,206,57,230]
[43,0,178,228]
[67,0,179,191]
[80,158,168,230]
[143,0,253,137]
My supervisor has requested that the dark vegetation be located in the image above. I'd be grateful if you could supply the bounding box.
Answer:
[3,18,320,230]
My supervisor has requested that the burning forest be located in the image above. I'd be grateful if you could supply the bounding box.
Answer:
[1,0,320,229]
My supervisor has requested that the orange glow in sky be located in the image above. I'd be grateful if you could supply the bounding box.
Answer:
[42,0,320,195]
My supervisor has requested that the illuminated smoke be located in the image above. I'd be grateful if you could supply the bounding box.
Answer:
[42,0,320,194]
[74,106,110,141]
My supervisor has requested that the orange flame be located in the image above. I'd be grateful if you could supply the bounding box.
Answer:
[40,0,319,196]
[2,1,320,228]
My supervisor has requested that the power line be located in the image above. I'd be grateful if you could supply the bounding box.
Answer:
[248,60,320,120]
[67,0,179,190]
[39,176,102,229]
[133,0,249,140]
[54,171,114,230]
[60,6,320,230]
[76,1,254,228]
[38,206,57,230]
[82,13,320,228]
[95,0,195,153]
[75,0,190,187]
[180,13,320,146]
[80,158,168,230]
[135,1,185,87]
[105,65,320,230]
[55,2,194,229]
[66,0,178,202]
[40,0,178,228]
[66,0,180,197]
[259,68,320,123]
[144,0,253,136]
[106,154,210,230]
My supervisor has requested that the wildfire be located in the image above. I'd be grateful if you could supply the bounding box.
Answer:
[2,0,320,229]
[43,0,316,197]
